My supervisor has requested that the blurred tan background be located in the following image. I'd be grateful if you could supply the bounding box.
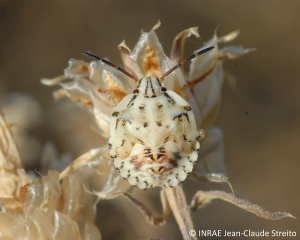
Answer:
[0,0,299,239]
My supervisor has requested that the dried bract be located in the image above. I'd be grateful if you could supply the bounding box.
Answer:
[0,114,101,240]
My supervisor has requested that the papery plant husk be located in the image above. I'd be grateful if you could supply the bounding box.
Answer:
[0,113,101,240]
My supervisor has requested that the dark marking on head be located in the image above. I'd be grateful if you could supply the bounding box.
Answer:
[183,135,187,141]
[108,143,112,150]
[145,81,148,96]
[150,80,155,95]
[139,106,145,110]
[157,104,163,109]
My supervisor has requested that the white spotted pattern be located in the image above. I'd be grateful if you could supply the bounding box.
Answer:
[109,76,200,190]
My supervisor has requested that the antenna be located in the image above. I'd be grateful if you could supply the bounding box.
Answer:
[159,46,214,83]
[83,52,138,81]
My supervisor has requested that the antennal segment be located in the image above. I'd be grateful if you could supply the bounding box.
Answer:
[83,52,138,81]
[159,46,214,83]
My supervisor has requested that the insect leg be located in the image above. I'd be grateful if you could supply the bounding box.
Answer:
[105,189,171,226]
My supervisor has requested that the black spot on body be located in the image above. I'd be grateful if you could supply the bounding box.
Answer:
[169,159,178,167]
[174,152,182,160]
[143,122,149,128]
[112,111,119,117]
[173,113,190,123]
[156,121,162,127]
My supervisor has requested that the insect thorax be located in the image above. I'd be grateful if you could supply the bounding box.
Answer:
[108,76,200,190]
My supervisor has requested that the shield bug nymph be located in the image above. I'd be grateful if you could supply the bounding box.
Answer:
[83,47,214,190]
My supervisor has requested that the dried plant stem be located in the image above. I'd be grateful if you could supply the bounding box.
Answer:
[165,185,197,240]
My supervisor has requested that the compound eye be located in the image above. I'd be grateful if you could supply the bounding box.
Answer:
[161,87,167,92]
[133,89,139,94]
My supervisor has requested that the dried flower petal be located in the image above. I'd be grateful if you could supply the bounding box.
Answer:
[0,169,101,239]
[0,112,101,239]
[170,27,200,64]
[0,114,23,199]
[219,45,256,60]
[191,127,227,180]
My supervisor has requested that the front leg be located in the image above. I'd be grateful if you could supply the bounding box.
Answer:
[106,188,171,226]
